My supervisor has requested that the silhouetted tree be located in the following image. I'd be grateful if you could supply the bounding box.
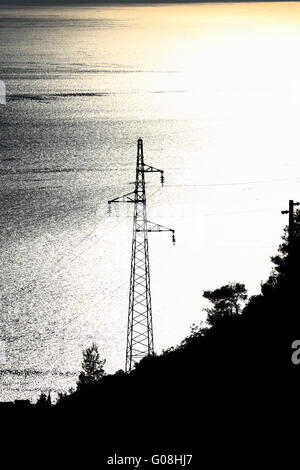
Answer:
[203,282,247,326]
[78,342,106,387]
[36,392,51,409]
[262,209,300,296]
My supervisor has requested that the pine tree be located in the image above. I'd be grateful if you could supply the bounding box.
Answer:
[262,208,300,296]
[78,343,106,387]
[203,282,247,326]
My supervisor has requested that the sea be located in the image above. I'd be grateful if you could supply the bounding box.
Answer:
[1,2,300,402]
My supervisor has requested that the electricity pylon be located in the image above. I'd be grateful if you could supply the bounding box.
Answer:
[108,138,175,372]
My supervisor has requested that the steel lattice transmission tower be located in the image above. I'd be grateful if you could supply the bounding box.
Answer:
[108,138,175,372]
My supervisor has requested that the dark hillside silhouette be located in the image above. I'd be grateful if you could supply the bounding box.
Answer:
[1,210,299,465]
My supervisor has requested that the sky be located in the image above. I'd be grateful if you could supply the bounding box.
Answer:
[0,0,292,5]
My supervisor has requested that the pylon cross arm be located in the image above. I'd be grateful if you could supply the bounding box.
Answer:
[108,191,136,204]
[143,164,163,174]
[137,220,176,244]
[143,164,165,185]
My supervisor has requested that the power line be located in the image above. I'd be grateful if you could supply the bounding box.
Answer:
[165,176,300,188]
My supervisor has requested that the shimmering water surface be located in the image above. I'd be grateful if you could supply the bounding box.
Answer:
[1,2,300,401]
